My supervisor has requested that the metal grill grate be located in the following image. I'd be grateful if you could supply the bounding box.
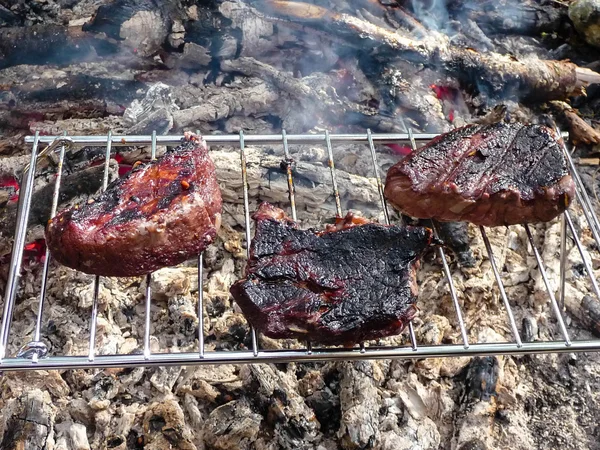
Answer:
[2,130,600,371]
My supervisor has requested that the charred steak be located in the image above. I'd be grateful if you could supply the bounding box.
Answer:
[230,203,433,345]
[384,123,576,227]
[46,133,222,277]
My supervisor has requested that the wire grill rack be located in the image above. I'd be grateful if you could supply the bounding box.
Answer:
[2,129,600,371]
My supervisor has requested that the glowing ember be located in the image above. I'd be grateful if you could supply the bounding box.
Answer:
[386,143,412,156]
[23,239,47,264]
[430,84,455,101]
[0,176,20,202]
[430,84,456,122]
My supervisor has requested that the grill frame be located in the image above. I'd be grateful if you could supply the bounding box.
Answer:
[1,130,600,371]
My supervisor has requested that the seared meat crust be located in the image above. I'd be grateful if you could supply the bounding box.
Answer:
[230,203,433,345]
[45,134,222,277]
[384,123,576,227]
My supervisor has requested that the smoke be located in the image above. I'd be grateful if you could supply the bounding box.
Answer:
[408,0,528,45]
[409,0,450,33]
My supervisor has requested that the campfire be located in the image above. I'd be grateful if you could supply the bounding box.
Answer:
[2,0,600,449]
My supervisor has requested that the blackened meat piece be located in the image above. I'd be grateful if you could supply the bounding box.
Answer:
[45,133,222,277]
[230,203,433,345]
[384,123,576,227]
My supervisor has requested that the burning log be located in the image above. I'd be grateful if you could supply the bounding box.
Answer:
[257,1,600,102]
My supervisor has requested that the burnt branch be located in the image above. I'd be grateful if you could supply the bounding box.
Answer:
[257,1,600,101]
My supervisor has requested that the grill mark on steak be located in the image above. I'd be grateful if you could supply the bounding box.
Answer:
[230,202,433,345]
[384,123,576,227]
[45,133,222,277]
[453,125,521,198]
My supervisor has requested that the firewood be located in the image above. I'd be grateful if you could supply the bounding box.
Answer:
[549,100,600,146]
[257,1,600,102]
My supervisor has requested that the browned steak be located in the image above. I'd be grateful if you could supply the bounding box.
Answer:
[384,123,576,227]
[45,133,222,277]
[230,203,433,345]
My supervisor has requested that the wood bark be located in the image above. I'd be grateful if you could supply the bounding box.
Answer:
[550,100,600,146]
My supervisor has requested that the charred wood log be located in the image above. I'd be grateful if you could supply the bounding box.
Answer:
[581,295,600,338]
[448,0,566,36]
[430,221,476,268]
[0,25,118,69]
[15,74,144,107]
[453,356,500,449]
[82,0,184,57]
[257,1,600,101]
[0,389,56,450]
[0,73,147,128]
[171,80,281,130]
[461,356,499,403]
